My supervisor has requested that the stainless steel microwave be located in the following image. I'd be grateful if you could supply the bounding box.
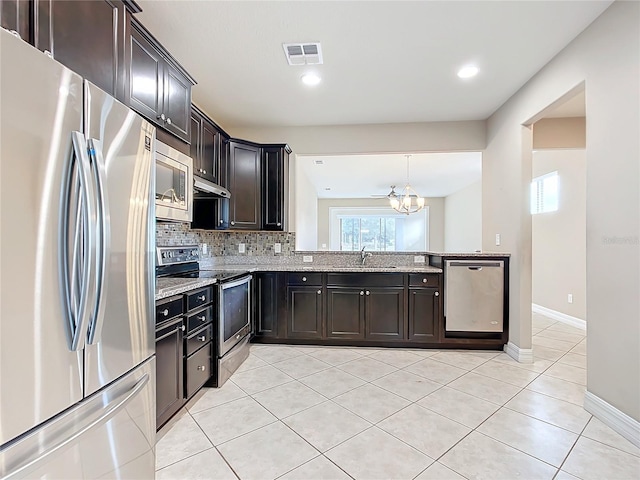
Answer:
[155,141,193,222]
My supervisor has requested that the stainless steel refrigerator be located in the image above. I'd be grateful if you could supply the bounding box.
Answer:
[0,29,156,478]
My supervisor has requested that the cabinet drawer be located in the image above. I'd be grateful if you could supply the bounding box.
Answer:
[186,287,213,311]
[185,343,212,398]
[186,306,214,333]
[186,324,213,356]
[288,272,323,286]
[156,296,183,324]
[409,274,440,287]
[327,273,404,287]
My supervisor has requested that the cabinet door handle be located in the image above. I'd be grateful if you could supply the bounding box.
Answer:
[277,222,281,227]
[166,117,172,125]
[197,365,206,371]
[198,315,206,322]
[422,278,427,283]
[203,170,206,174]
[231,221,235,226]
[197,335,206,342]
[365,291,370,296]
[198,295,206,301]
[235,334,241,339]
[219,220,224,224]
[435,291,440,297]
[162,309,169,316]
[302,276,307,282]
[360,291,364,296]
[159,113,166,121]
[317,290,321,295]
[181,325,186,332]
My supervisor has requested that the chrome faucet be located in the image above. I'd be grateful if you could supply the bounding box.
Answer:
[361,246,373,265]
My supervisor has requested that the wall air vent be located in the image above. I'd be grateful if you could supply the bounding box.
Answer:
[283,42,323,66]
[314,159,324,165]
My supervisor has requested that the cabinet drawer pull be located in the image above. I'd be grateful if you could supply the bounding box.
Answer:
[360,291,364,296]
[181,325,186,331]
[235,334,241,339]
[196,365,206,371]
[230,221,235,226]
[198,315,206,322]
[162,309,169,316]
[166,117,172,125]
[219,220,224,224]
[302,276,307,282]
[197,335,206,342]
[203,170,206,174]
[422,278,427,283]
[159,113,166,121]
[365,290,370,296]
[435,292,440,297]
[198,295,206,301]
[277,222,281,227]
[317,290,321,295]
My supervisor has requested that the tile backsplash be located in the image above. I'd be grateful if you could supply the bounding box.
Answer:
[156,222,295,257]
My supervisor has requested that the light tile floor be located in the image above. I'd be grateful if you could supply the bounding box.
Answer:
[155,313,640,480]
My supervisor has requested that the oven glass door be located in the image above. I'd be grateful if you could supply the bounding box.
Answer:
[156,156,188,211]
[219,276,251,356]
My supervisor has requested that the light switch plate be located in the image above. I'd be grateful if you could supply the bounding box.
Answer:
[303,255,313,263]
[495,234,501,246]
[200,243,208,255]
[238,243,246,253]
[413,255,426,264]
[274,243,282,254]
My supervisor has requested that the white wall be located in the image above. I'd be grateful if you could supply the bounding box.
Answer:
[483,1,639,422]
[532,149,586,320]
[316,198,444,251]
[293,157,319,250]
[444,181,482,252]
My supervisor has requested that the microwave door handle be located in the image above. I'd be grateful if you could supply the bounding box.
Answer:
[87,139,110,345]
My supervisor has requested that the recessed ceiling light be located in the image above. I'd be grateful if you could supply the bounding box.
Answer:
[457,65,479,79]
[301,73,321,86]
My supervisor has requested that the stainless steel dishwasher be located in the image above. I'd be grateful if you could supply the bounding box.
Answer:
[445,260,504,332]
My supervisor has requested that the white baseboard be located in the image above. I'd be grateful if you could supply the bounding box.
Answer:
[584,390,640,448]
[532,303,586,331]
[504,342,534,364]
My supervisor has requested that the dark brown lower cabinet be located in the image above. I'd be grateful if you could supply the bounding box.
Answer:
[408,287,440,342]
[255,272,283,338]
[155,316,184,429]
[185,343,212,398]
[326,288,365,340]
[365,288,405,341]
[287,286,323,339]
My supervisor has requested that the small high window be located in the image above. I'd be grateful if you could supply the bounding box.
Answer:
[531,171,558,214]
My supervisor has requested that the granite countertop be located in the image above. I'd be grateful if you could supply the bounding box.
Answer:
[155,264,442,300]
[156,277,218,300]
[426,251,511,257]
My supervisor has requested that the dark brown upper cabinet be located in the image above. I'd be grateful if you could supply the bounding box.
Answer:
[129,18,194,143]
[262,145,291,231]
[29,0,140,102]
[228,140,261,230]
[0,0,30,42]
[191,105,224,184]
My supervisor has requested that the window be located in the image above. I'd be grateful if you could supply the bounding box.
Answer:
[329,207,429,251]
[339,216,397,251]
[531,171,558,214]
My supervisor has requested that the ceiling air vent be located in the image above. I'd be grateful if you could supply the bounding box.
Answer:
[283,42,323,66]
[314,159,324,165]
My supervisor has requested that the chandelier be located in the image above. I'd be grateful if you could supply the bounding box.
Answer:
[389,155,425,214]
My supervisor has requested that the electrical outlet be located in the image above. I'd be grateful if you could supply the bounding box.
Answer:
[568,294,573,304]
[238,243,246,254]
[274,243,282,254]
[495,233,501,246]
[413,255,426,264]
[303,255,313,263]
[200,243,208,255]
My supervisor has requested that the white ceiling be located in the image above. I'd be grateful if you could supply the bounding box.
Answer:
[136,1,611,129]
[299,152,482,198]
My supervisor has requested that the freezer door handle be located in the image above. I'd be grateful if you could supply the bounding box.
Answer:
[63,132,96,351]
[87,139,111,345]
[3,374,150,480]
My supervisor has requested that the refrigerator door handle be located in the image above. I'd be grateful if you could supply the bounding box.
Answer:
[86,138,110,345]
[63,132,96,351]
[3,374,150,480]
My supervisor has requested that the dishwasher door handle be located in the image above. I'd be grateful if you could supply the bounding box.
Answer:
[448,261,503,268]
[468,266,483,271]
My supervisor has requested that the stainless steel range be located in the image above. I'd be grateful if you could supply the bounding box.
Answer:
[156,246,251,386]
